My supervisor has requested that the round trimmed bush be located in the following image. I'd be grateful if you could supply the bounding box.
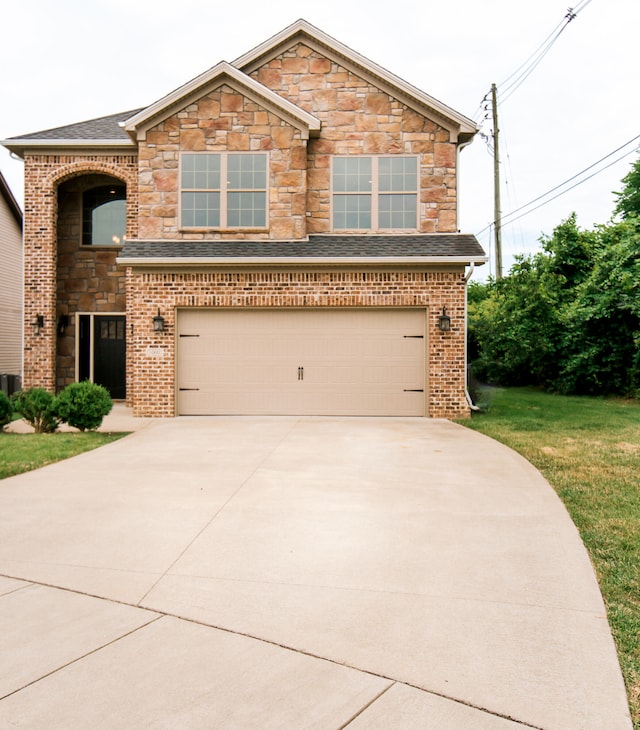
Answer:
[11,388,59,433]
[54,381,113,432]
[0,391,13,430]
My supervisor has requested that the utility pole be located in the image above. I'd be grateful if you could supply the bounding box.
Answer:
[491,83,503,279]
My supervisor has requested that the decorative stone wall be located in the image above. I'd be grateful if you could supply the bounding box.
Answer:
[249,43,458,234]
[22,154,137,391]
[137,86,308,240]
[125,267,468,419]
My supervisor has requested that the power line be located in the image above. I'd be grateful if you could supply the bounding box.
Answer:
[475,134,640,236]
[475,1,594,120]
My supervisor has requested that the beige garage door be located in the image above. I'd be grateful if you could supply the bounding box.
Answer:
[177,309,426,416]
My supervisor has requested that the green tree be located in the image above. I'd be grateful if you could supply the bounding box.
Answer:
[614,154,640,220]
[557,218,640,395]
[469,212,640,397]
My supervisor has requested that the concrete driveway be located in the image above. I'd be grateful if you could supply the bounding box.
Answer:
[0,413,631,729]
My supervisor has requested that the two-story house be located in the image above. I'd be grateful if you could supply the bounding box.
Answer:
[2,19,485,419]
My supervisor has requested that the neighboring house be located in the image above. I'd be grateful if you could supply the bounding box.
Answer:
[2,19,486,419]
[0,169,22,395]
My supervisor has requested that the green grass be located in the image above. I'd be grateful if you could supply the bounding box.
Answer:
[460,386,640,727]
[0,432,127,479]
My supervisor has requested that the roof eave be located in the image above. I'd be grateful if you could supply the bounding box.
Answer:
[122,61,321,141]
[1,139,136,159]
[117,255,488,267]
[0,171,22,226]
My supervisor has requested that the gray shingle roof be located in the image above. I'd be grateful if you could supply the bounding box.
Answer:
[119,234,486,262]
[7,110,144,142]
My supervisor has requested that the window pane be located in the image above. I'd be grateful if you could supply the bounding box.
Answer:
[333,195,371,229]
[83,185,126,245]
[182,192,220,227]
[182,154,220,189]
[228,154,267,190]
[333,157,371,192]
[379,157,417,192]
[92,199,126,245]
[227,192,266,227]
[379,194,417,229]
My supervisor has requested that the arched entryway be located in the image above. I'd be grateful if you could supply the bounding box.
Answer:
[55,172,129,398]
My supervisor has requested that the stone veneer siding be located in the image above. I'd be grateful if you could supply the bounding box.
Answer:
[125,268,468,419]
[22,154,137,392]
[137,44,458,242]
[250,43,458,235]
[137,86,309,241]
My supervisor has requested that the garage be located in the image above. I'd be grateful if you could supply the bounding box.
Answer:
[176,309,426,416]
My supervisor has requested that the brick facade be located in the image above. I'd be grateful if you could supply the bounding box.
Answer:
[14,22,481,420]
[126,269,468,419]
[22,155,137,391]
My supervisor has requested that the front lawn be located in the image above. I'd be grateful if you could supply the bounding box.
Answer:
[0,432,127,479]
[460,386,640,727]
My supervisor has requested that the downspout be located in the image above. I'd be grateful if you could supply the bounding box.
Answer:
[457,134,481,412]
[464,262,480,411]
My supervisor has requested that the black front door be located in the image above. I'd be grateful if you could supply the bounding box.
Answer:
[79,315,126,399]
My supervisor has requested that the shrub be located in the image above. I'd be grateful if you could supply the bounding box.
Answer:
[54,381,113,432]
[0,391,14,430]
[11,388,60,433]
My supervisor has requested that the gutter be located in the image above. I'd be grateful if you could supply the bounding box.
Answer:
[0,139,136,158]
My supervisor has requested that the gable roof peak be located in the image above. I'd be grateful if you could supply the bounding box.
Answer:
[233,19,477,143]
[122,60,320,141]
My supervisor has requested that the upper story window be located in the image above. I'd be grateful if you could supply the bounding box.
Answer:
[332,156,418,231]
[82,185,126,245]
[181,153,268,229]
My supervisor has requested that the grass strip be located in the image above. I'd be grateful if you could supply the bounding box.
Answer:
[460,386,640,727]
[0,432,127,480]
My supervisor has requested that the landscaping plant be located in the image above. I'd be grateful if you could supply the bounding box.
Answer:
[54,380,113,431]
[11,388,59,434]
[0,392,13,430]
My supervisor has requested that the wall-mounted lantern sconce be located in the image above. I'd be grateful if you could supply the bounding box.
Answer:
[57,314,69,336]
[33,314,44,335]
[438,307,451,333]
[153,309,166,333]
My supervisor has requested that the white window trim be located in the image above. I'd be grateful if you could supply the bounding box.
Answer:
[179,151,269,231]
[330,155,419,233]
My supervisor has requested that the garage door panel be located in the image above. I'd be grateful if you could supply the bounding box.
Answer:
[177,309,426,416]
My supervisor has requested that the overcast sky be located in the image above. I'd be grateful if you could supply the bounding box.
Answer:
[2,0,638,279]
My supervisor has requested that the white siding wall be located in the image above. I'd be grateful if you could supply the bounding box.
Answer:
[0,192,22,375]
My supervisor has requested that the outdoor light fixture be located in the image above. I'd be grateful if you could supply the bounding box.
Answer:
[33,314,44,335]
[57,314,69,336]
[153,309,166,332]
[438,307,451,332]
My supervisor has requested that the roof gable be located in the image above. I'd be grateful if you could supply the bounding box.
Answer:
[122,61,321,141]
[233,19,477,143]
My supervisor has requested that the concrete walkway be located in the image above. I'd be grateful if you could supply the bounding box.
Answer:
[0,413,631,728]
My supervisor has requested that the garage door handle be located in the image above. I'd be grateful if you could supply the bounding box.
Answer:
[179,388,200,391]
[403,335,424,339]
[404,389,424,392]
[298,366,304,381]
[179,334,200,338]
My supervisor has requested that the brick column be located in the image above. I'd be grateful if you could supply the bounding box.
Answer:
[23,156,57,391]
